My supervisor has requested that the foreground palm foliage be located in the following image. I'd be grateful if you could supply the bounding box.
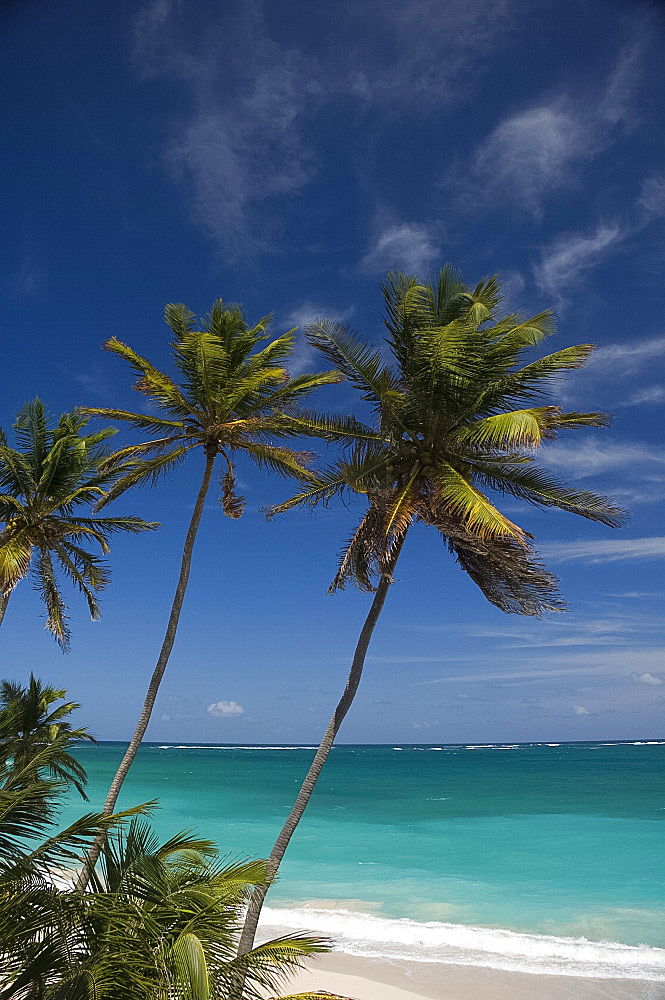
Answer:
[0,680,337,1000]
[238,266,625,951]
[0,399,156,648]
[78,298,363,882]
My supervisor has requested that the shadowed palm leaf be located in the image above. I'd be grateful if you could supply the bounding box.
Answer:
[0,807,339,1000]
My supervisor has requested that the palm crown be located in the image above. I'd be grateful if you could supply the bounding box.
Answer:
[0,675,95,800]
[273,267,624,615]
[0,400,157,648]
[83,299,363,513]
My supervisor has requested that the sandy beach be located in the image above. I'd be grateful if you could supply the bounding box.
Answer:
[285,950,665,1000]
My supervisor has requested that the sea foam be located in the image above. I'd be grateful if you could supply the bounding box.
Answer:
[260,905,665,980]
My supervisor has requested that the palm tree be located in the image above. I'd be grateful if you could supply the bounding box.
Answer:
[0,399,156,649]
[77,298,363,884]
[0,674,95,799]
[0,725,334,999]
[1,819,336,1000]
[238,265,625,953]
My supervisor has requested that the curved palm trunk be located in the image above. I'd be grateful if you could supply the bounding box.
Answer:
[237,535,406,959]
[76,451,216,889]
[0,589,11,627]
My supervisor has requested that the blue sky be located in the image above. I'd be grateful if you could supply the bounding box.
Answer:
[2,0,664,742]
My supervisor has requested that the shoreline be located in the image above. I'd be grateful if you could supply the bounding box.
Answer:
[281,951,665,1000]
[258,899,665,983]
[282,950,663,1000]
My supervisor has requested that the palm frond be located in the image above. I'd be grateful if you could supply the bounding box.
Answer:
[306,321,389,404]
[0,528,32,588]
[472,460,626,526]
[94,446,197,509]
[447,532,565,616]
[458,406,563,448]
[79,407,186,437]
[242,443,316,483]
[33,549,70,650]
[102,337,197,419]
[219,457,245,520]
[433,463,527,541]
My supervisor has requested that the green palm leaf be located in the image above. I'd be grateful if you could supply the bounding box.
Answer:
[0,401,156,649]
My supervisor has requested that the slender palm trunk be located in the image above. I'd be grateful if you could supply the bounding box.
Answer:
[237,535,406,958]
[0,589,10,627]
[76,451,216,890]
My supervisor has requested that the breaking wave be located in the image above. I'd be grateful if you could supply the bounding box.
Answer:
[260,905,665,980]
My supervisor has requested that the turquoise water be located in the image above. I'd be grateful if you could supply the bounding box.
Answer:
[62,741,665,979]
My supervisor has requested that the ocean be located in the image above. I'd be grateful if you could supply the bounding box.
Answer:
[62,740,665,981]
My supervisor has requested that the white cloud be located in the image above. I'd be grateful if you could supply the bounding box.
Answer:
[534,178,665,302]
[533,223,622,298]
[132,0,520,252]
[359,222,442,275]
[617,385,665,408]
[606,592,664,599]
[132,2,312,252]
[282,302,355,375]
[471,104,589,215]
[573,705,589,715]
[631,672,663,686]
[541,537,665,564]
[286,302,355,331]
[462,20,653,215]
[541,439,665,479]
[337,0,518,106]
[638,174,665,222]
[559,334,665,414]
[588,335,665,376]
[207,700,245,717]
[600,27,651,126]
[167,54,310,252]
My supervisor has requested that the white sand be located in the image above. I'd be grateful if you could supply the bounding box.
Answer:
[283,951,663,1000]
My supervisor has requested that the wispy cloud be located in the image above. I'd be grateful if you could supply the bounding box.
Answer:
[131,0,520,254]
[286,302,355,330]
[606,591,664,600]
[71,364,113,401]
[283,302,355,374]
[417,647,665,689]
[461,18,653,216]
[533,223,623,298]
[557,333,665,414]
[534,174,665,301]
[637,174,665,221]
[616,385,665,408]
[600,27,652,125]
[588,334,665,375]
[538,434,665,505]
[420,665,611,685]
[540,537,665,564]
[337,0,518,106]
[132,1,313,253]
[541,439,665,478]
[469,103,593,216]
[359,222,442,275]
